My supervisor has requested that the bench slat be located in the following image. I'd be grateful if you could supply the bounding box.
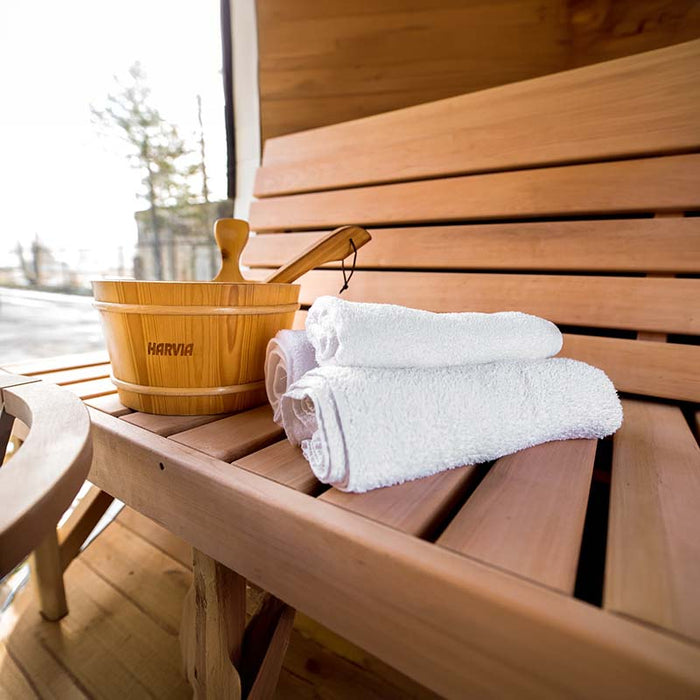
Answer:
[291,270,700,335]
[0,350,109,377]
[250,154,700,231]
[32,363,111,386]
[120,412,224,438]
[560,335,700,404]
[256,40,700,195]
[83,393,132,417]
[235,439,321,495]
[242,218,700,273]
[288,311,699,402]
[236,439,478,537]
[63,377,118,401]
[604,399,700,644]
[168,405,283,462]
[438,440,597,593]
[320,465,478,538]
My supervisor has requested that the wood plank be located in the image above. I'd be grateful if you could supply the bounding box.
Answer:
[235,439,321,494]
[37,557,190,697]
[258,30,700,168]
[257,39,700,190]
[243,218,700,273]
[0,643,40,699]
[251,155,700,231]
[438,440,597,593]
[560,334,700,403]
[257,0,566,140]
[1,592,91,699]
[0,616,88,700]
[0,350,109,376]
[121,411,224,437]
[292,269,700,335]
[63,376,117,401]
[83,392,131,416]
[605,399,700,643]
[88,408,700,699]
[169,405,284,461]
[116,507,193,569]
[320,465,478,538]
[32,362,111,386]
[79,519,192,637]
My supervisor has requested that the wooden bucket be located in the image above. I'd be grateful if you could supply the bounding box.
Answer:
[92,280,300,415]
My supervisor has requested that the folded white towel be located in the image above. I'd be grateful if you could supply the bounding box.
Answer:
[264,330,317,441]
[280,358,622,492]
[306,296,563,368]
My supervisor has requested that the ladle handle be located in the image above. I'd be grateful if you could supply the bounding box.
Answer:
[266,226,371,284]
[212,219,249,283]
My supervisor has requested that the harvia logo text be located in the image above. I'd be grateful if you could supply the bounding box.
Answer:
[147,342,194,357]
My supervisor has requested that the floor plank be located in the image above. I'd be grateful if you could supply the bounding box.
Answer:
[78,520,192,636]
[116,508,193,569]
[0,642,41,699]
[4,559,190,699]
[1,589,89,699]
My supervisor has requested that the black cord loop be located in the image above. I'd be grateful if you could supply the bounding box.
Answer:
[338,238,358,294]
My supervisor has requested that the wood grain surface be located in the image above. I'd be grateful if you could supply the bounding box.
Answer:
[257,3,700,141]
[438,440,597,593]
[243,218,700,273]
[605,399,700,644]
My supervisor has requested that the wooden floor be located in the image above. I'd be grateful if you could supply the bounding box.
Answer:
[0,506,437,699]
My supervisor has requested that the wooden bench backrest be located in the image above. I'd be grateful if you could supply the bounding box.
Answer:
[245,39,700,403]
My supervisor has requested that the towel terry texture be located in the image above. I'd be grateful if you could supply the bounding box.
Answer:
[280,358,623,493]
[305,296,563,368]
[264,330,317,443]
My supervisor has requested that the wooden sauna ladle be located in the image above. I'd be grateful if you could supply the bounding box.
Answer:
[212,219,371,284]
[265,225,371,284]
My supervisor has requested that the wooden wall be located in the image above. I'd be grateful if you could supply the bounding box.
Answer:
[255,0,700,141]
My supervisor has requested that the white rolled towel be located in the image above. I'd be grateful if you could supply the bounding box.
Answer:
[280,358,622,492]
[306,296,563,368]
[264,330,317,441]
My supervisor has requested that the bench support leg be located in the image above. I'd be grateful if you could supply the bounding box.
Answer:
[31,530,68,621]
[181,549,295,699]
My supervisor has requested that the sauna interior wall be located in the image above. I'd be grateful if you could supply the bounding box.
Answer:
[256,0,700,140]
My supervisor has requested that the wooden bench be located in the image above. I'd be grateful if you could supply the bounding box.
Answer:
[241,37,700,695]
[5,39,699,698]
